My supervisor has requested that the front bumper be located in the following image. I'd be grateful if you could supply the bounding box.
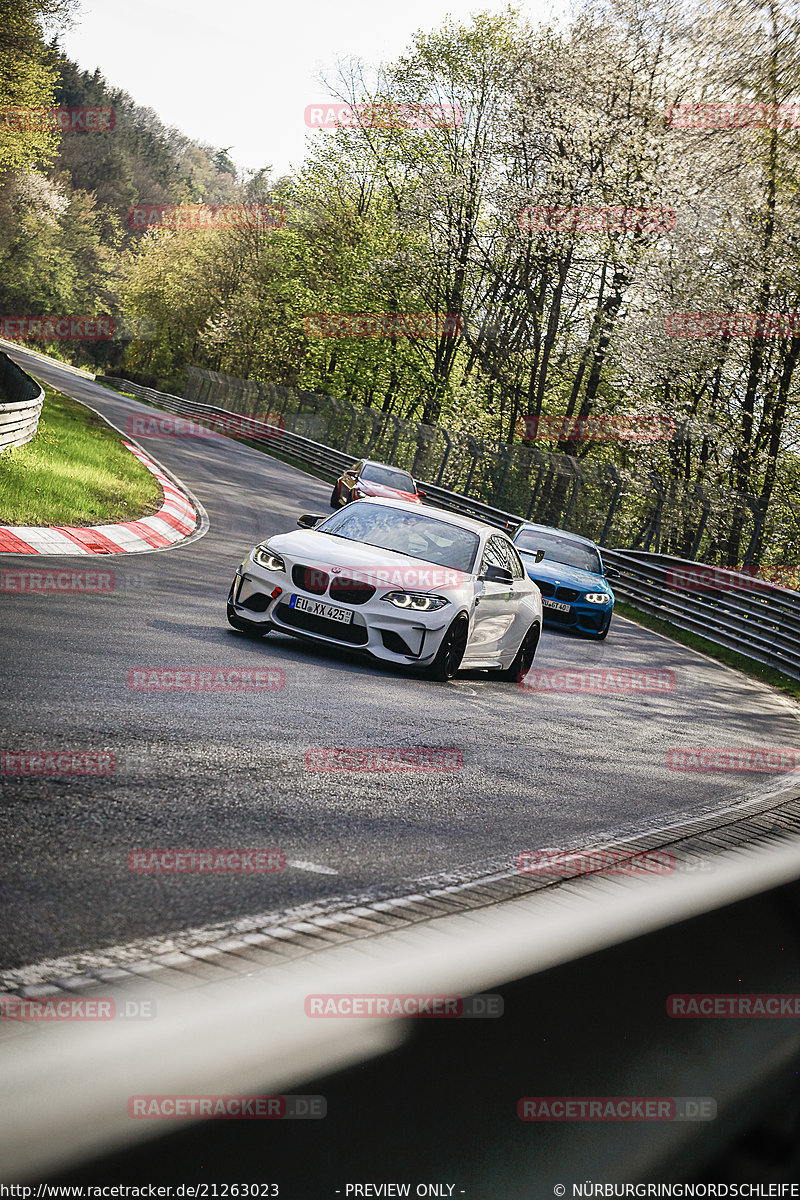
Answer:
[229,563,457,666]
[540,598,613,635]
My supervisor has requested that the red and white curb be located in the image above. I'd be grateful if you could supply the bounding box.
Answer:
[0,442,200,555]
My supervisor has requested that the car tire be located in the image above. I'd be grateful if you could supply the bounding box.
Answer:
[425,615,469,682]
[496,622,540,681]
[227,603,271,638]
[330,484,340,507]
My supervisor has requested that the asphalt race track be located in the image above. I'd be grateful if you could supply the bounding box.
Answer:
[2,346,799,970]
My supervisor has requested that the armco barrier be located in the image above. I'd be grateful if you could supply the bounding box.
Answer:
[96,377,800,682]
[602,549,800,682]
[0,351,44,451]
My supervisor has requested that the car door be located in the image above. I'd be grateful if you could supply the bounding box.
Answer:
[497,538,534,654]
[469,535,522,655]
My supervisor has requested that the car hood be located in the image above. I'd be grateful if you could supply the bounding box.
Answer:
[518,551,612,593]
[359,482,421,503]
[263,529,468,590]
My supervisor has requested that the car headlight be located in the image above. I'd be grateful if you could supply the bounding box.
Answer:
[382,591,449,612]
[252,545,285,571]
[585,592,611,604]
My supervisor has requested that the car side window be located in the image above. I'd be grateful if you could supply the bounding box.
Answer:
[480,536,508,576]
[502,540,526,579]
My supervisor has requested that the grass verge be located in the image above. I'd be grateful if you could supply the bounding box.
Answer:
[0,383,162,526]
[615,599,800,701]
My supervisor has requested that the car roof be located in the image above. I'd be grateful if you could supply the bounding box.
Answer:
[513,521,600,550]
[339,497,505,538]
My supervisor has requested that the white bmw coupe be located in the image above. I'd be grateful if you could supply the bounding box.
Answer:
[227,498,542,682]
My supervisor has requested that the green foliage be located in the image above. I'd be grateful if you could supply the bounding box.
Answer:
[0,383,161,524]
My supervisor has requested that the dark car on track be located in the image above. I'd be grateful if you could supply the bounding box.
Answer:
[331,460,424,508]
[511,521,616,639]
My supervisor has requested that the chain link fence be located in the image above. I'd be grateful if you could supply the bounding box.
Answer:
[184,366,763,564]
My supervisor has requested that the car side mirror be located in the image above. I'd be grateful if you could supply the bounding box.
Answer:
[534,548,546,563]
[481,564,514,585]
[297,514,324,529]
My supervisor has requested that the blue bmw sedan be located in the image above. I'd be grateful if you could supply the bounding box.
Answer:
[511,522,615,640]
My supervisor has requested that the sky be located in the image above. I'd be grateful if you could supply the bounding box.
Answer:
[58,0,572,180]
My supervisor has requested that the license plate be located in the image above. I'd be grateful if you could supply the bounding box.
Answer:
[289,594,354,624]
[542,598,571,612]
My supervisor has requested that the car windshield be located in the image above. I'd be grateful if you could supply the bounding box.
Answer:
[319,504,480,572]
[360,463,416,492]
[515,529,602,574]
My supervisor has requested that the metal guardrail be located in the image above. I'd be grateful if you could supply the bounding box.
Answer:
[602,549,800,682]
[98,378,800,681]
[0,351,45,452]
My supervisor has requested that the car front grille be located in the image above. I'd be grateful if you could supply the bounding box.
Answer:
[555,586,580,602]
[275,602,369,645]
[533,578,555,597]
[329,576,376,605]
[292,564,329,594]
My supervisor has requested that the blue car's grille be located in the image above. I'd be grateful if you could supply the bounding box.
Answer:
[532,578,582,602]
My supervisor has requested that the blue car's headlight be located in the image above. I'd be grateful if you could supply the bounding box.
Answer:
[382,591,449,612]
[252,546,285,571]
[585,592,611,604]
